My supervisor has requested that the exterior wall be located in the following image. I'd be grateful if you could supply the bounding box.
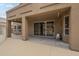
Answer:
[7,4,32,18]
[7,3,53,18]
[0,21,6,43]
[69,4,79,51]
[0,23,6,35]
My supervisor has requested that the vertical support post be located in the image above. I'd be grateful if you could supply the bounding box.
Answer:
[44,21,47,36]
[6,20,11,37]
[22,16,28,40]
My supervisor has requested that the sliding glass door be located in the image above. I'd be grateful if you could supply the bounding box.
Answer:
[34,22,45,35]
[34,23,40,35]
[40,22,45,35]
[34,21,54,36]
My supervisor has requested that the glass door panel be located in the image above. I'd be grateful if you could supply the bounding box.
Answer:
[40,22,45,36]
[47,21,54,36]
[34,22,45,36]
[34,23,40,35]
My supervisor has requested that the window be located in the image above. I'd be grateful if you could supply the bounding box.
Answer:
[14,26,16,29]
[17,25,21,29]
[64,16,69,35]
[0,27,3,35]
[17,25,21,32]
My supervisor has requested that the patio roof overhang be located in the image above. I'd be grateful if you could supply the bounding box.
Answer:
[26,7,71,20]
[10,18,22,23]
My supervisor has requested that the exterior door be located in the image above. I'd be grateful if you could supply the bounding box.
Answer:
[34,21,54,36]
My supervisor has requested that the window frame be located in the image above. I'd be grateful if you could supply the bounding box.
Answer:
[63,15,69,36]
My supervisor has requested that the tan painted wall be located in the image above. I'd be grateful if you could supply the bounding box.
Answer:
[69,4,79,51]
[7,4,32,18]
[7,3,53,17]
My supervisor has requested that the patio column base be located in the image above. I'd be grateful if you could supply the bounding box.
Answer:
[22,36,28,41]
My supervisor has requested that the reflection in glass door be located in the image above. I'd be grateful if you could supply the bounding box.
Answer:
[47,21,54,36]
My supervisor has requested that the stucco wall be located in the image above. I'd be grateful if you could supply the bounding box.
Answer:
[69,4,79,51]
[0,24,6,43]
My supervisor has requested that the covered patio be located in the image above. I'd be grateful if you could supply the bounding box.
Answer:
[6,7,71,50]
[27,7,70,43]
[6,7,71,48]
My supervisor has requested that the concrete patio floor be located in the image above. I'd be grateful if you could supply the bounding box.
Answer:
[0,37,79,56]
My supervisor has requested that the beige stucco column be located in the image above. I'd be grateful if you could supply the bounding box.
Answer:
[69,4,79,51]
[6,20,11,37]
[22,16,28,40]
